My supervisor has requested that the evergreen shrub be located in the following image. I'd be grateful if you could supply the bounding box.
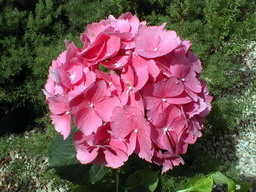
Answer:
[0,0,131,131]
[0,0,255,132]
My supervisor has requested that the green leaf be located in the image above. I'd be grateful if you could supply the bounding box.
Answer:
[48,134,110,185]
[236,180,252,192]
[177,175,213,192]
[212,172,236,192]
[125,169,159,192]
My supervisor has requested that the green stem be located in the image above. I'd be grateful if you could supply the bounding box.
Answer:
[115,169,119,192]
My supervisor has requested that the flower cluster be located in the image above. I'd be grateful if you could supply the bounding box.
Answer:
[43,12,212,173]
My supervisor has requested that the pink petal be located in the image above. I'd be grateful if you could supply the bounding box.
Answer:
[56,68,72,89]
[95,70,112,83]
[102,55,130,69]
[48,94,69,114]
[89,80,111,103]
[121,39,136,49]
[119,12,140,35]
[68,83,86,100]
[169,55,190,79]
[110,71,123,93]
[94,95,121,122]
[182,40,192,51]
[175,141,188,154]
[126,92,144,114]
[84,70,96,88]
[173,45,187,56]
[64,42,80,68]
[44,77,55,96]
[110,106,140,138]
[166,92,192,104]
[55,50,67,65]
[115,19,131,33]
[74,132,99,164]
[152,127,175,153]
[51,113,71,139]
[185,88,199,102]
[109,138,128,154]
[93,123,110,145]
[147,59,160,82]
[153,77,184,98]
[184,71,202,93]
[112,107,153,162]
[170,116,186,134]
[118,12,133,19]
[75,108,102,135]
[135,127,153,162]
[155,60,172,77]
[184,98,206,118]
[187,51,202,74]
[180,129,198,144]
[132,55,149,91]
[154,105,181,128]
[100,35,121,61]
[80,34,108,61]
[42,89,52,100]
[144,96,169,122]
[152,149,184,174]
[126,132,137,155]
[104,147,128,168]
[85,22,106,42]
[119,91,129,106]
[76,147,99,164]
[69,65,83,85]
[135,25,180,58]
[121,64,134,87]
[142,83,154,97]
[45,68,64,95]
[161,155,184,174]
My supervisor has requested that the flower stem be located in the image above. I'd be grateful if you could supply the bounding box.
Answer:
[115,169,119,192]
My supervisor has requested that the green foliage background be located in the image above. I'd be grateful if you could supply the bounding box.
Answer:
[0,0,255,129]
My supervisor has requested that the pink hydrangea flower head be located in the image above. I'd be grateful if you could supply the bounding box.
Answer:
[44,12,212,172]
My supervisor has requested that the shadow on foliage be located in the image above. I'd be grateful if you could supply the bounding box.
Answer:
[0,105,31,136]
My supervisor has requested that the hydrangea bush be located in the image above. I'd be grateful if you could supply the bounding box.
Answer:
[43,12,212,173]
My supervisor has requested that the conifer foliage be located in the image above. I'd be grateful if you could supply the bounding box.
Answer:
[0,0,255,132]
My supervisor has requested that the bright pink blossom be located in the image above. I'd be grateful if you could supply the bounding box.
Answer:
[151,105,186,154]
[143,77,191,122]
[135,25,180,58]
[70,80,121,135]
[74,123,128,168]
[152,148,184,174]
[110,105,153,162]
[44,12,212,172]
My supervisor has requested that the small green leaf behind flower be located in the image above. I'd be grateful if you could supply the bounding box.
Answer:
[48,134,110,185]
[177,175,213,192]
[125,169,159,192]
[236,180,253,192]
[177,172,252,192]
[212,172,236,192]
